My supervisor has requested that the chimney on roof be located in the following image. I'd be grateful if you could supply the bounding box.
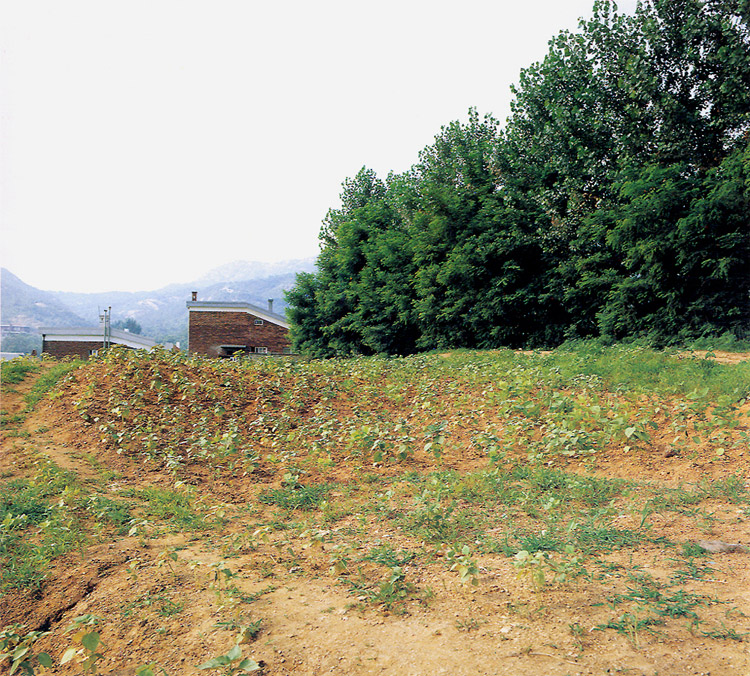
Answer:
[267,299,274,313]
[191,291,197,301]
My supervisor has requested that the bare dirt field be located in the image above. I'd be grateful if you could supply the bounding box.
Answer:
[1,350,749,675]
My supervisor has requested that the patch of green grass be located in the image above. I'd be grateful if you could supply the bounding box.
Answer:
[35,461,81,496]
[644,486,705,512]
[0,542,50,590]
[574,524,644,553]
[670,557,717,582]
[607,574,713,621]
[5,429,30,438]
[688,332,750,352]
[696,475,747,503]
[537,341,750,401]
[477,536,516,556]
[510,466,627,508]
[0,470,85,590]
[233,585,276,604]
[24,360,82,409]
[0,412,26,426]
[86,495,133,534]
[137,487,209,530]
[0,358,40,385]
[595,612,665,645]
[453,470,520,505]
[656,590,711,619]
[122,590,185,618]
[362,545,416,568]
[0,479,50,524]
[680,542,712,558]
[214,617,262,639]
[258,483,332,511]
[516,530,565,554]
[568,476,629,507]
[701,623,747,641]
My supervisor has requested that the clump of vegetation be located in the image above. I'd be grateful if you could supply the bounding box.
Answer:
[59,345,748,486]
[0,357,40,385]
[0,623,53,674]
[258,481,332,512]
[24,360,83,409]
[0,466,85,591]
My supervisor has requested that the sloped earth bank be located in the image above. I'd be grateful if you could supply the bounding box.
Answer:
[1,350,749,676]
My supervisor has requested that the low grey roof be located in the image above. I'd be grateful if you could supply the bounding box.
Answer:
[39,327,158,349]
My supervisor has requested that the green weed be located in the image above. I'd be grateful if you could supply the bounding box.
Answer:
[514,544,585,591]
[362,545,415,568]
[343,566,420,614]
[0,480,51,524]
[61,614,106,673]
[137,486,209,530]
[0,468,85,590]
[197,644,260,674]
[122,591,184,618]
[258,482,332,511]
[701,623,747,641]
[595,612,664,647]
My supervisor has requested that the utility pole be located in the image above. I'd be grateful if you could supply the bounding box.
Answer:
[99,306,111,349]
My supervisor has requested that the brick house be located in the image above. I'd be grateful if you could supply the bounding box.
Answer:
[39,327,158,360]
[186,293,292,357]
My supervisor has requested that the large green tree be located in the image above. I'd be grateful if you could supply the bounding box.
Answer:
[287,168,419,356]
[408,110,504,349]
[502,0,750,341]
[287,0,750,354]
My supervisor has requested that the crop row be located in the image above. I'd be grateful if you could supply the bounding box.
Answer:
[56,346,749,478]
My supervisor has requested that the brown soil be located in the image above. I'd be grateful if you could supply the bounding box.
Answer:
[1,359,749,676]
[680,350,750,365]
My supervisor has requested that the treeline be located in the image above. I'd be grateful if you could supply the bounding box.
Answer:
[286,0,750,356]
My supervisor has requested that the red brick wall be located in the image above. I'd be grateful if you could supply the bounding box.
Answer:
[188,311,291,356]
[42,340,103,360]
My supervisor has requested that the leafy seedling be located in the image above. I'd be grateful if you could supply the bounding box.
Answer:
[197,644,260,674]
[61,614,106,673]
[445,545,480,586]
[0,623,53,675]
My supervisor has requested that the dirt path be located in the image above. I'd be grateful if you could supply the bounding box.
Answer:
[683,350,750,364]
[1,364,99,479]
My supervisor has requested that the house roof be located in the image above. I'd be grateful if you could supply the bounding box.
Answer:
[186,301,290,329]
[39,327,158,350]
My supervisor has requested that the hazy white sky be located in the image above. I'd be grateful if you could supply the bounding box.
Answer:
[1,0,637,293]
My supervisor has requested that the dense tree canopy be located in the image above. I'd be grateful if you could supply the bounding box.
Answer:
[287,0,750,355]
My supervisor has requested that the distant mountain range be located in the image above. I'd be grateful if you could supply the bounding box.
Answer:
[1,269,88,329]
[0,258,316,351]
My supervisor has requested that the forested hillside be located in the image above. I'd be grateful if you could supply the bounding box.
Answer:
[286,0,750,356]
